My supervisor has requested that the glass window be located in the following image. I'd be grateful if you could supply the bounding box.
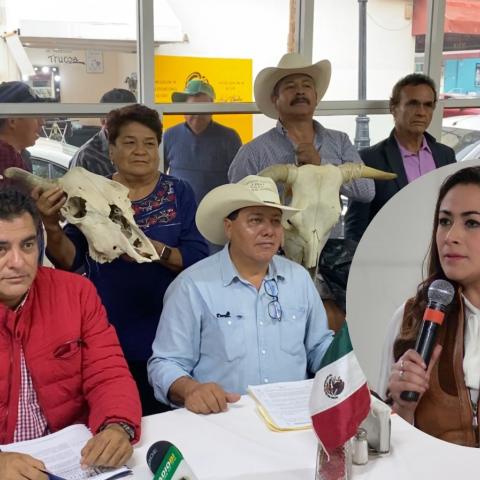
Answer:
[2,0,138,103]
[155,0,290,144]
[51,162,68,179]
[313,0,426,100]
[442,112,480,161]
[30,157,49,178]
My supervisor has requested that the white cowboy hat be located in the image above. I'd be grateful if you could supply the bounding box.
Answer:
[254,53,331,119]
[196,175,301,245]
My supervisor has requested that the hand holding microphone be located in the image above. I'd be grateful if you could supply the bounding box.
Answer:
[388,280,454,421]
[400,279,454,402]
[389,345,442,423]
[147,441,198,480]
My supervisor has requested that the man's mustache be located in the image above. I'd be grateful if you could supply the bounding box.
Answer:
[290,97,310,106]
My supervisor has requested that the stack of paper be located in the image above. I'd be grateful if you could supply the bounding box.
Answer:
[248,379,314,432]
[0,424,132,480]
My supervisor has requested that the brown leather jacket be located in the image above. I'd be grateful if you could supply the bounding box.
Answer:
[395,297,479,447]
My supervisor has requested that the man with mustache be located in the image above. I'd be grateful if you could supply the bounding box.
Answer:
[345,73,456,242]
[228,53,374,238]
[228,53,374,330]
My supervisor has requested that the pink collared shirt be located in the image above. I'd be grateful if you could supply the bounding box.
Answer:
[396,135,436,184]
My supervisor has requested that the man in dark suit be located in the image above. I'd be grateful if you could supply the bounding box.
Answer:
[345,73,456,242]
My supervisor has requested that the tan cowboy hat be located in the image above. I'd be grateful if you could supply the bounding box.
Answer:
[254,53,331,119]
[196,175,301,245]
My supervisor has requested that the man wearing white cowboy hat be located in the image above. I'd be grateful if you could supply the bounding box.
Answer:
[228,52,374,238]
[148,175,334,414]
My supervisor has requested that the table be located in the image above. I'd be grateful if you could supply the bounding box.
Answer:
[128,396,480,480]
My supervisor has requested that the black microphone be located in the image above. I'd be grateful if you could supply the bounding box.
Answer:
[146,441,198,480]
[400,279,455,402]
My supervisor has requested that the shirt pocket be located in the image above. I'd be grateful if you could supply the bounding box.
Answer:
[279,306,307,355]
[201,311,246,362]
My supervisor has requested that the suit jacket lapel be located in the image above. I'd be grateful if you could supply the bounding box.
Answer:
[424,132,446,167]
[385,131,409,190]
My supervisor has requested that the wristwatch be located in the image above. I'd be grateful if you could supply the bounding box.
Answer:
[101,422,135,440]
[160,244,172,261]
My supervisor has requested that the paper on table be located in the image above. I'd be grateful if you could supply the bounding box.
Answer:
[0,424,132,480]
[248,379,313,431]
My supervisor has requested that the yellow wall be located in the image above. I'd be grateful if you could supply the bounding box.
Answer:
[154,55,253,143]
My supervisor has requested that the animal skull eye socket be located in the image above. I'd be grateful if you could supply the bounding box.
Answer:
[109,205,133,238]
[66,196,87,219]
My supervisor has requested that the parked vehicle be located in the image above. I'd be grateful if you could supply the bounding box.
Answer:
[441,115,480,162]
[26,137,78,179]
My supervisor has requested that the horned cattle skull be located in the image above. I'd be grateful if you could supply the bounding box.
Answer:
[259,163,396,269]
[4,166,159,264]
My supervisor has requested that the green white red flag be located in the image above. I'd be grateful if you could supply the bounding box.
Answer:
[309,322,371,454]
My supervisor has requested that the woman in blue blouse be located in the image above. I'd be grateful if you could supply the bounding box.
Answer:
[35,104,208,415]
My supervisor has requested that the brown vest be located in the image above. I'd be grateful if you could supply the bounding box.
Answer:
[398,298,479,447]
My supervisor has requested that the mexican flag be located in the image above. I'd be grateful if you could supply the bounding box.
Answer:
[309,322,371,454]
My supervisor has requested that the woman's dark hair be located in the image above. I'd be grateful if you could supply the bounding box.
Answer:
[0,188,40,233]
[106,103,163,145]
[394,166,480,359]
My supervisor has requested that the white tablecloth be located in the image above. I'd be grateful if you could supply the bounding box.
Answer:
[128,396,480,480]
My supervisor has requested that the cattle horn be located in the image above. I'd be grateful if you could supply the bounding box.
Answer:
[259,164,299,185]
[339,163,397,183]
[4,167,58,191]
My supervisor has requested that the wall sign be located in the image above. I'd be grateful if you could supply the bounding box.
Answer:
[85,50,104,73]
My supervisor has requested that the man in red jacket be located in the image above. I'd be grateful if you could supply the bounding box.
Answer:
[0,189,141,480]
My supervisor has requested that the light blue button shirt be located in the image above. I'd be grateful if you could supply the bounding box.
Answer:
[148,245,334,405]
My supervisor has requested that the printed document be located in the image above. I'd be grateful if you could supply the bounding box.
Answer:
[0,424,131,480]
[248,379,313,431]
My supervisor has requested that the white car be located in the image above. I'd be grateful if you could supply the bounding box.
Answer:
[441,115,480,162]
[26,137,78,179]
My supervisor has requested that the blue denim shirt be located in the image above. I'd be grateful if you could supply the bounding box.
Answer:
[148,245,334,405]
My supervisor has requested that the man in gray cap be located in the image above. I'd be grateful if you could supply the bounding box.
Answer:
[163,79,242,206]
[0,81,43,183]
[69,88,136,176]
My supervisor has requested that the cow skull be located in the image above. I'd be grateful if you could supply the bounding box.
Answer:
[259,163,396,269]
[4,167,159,264]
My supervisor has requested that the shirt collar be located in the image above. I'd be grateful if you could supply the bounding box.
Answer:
[395,135,432,157]
[463,294,480,318]
[462,294,480,391]
[0,288,30,315]
[96,128,110,155]
[219,244,286,287]
[275,119,324,138]
[0,138,19,154]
